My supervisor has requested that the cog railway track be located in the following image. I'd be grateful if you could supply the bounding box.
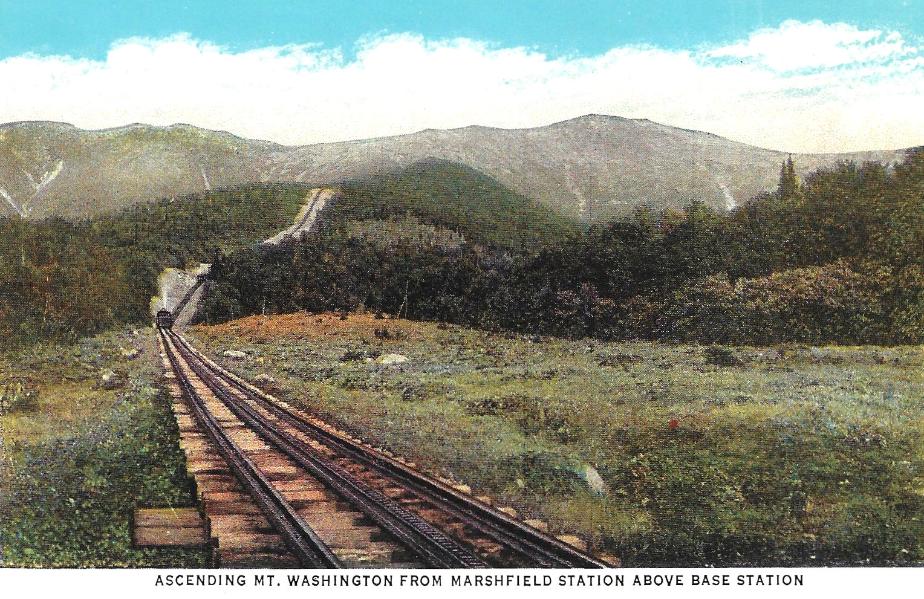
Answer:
[158,327,610,569]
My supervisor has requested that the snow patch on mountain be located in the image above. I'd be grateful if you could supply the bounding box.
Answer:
[0,185,25,217]
[716,179,736,210]
[199,164,211,190]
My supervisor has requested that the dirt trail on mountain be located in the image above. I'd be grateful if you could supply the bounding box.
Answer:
[151,188,335,327]
[151,263,211,327]
[262,187,336,246]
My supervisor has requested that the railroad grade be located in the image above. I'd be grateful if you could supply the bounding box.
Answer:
[160,330,430,568]
[159,326,611,569]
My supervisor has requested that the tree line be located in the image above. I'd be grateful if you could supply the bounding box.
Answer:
[201,149,924,345]
[0,185,308,347]
[2,151,921,348]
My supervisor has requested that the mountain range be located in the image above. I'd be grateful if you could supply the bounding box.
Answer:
[0,115,908,222]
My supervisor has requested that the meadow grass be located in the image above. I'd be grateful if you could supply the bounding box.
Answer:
[0,329,209,567]
[191,312,923,566]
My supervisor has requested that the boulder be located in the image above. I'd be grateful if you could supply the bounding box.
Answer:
[378,353,409,365]
[223,350,248,360]
[252,373,279,392]
[121,347,142,360]
[253,373,276,386]
[100,370,125,390]
[581,464,609,497]
[760,349,781,362]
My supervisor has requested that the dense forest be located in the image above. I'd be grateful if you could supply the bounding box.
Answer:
[2,150,922,347]
[324,159,582,250]
[201,150,924,345]
[0,185,308,346]
[0,160,578,348]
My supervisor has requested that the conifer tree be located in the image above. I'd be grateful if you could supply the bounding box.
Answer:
[777,155,798,199]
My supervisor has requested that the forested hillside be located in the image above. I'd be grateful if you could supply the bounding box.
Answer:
[203,150,924,345]
[3,149,922,348]
[0,184,308,346]
[326,159,582,250]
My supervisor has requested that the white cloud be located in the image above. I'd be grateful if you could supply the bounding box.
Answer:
[1,22,922,153]
[705,19,914,72]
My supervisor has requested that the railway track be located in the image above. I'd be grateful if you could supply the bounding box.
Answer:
[158,327,610,569]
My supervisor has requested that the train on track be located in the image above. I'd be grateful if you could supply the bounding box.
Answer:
[155,309,175,329]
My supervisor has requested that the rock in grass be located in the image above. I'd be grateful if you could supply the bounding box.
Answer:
[253,373,276,386]
[252,373,280,392]
[581,464,609,497]
[121,347,142,360]
[378,353,409,365]
[223,350,248,360]
[100,370,125,390]
[760,349,781,362]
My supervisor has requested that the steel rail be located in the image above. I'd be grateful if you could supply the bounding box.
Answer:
[168,329,486,569]
[159,329,343,568]
[173,331,609,568]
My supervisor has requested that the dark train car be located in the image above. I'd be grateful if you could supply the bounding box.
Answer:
[155,309,175,329]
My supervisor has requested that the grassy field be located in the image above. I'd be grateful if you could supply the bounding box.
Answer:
[189,312,924,566]
[0,328,209,567]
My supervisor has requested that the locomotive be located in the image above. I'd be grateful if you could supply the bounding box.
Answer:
[155,309,175,329]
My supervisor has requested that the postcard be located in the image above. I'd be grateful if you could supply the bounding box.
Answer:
[1,2,921,597]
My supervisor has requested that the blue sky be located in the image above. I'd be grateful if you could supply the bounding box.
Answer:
[2,0,920,59]
[1,1,922,151]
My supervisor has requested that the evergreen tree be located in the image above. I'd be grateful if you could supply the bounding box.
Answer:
[777,155,798,199]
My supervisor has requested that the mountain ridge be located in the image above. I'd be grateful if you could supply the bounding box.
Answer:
[0,114,910,221]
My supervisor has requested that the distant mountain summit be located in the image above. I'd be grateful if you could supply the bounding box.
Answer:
[0,115,907,221]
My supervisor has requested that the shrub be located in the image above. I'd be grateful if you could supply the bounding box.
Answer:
[704,346,745,367]
[629,260,924,345]
[0,381,40,414]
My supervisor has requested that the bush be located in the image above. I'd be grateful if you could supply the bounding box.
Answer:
[1,382,207,566]
[516,451,585,496]
[817,495,922,564]
[0,381,40,414]
[704,346,745,367]
[628,260,924,345]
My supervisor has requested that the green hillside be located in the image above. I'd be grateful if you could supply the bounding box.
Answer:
[203,150,924,346]
[0,162,576,347]
[324,159,582,250]
[0,183,308,346]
